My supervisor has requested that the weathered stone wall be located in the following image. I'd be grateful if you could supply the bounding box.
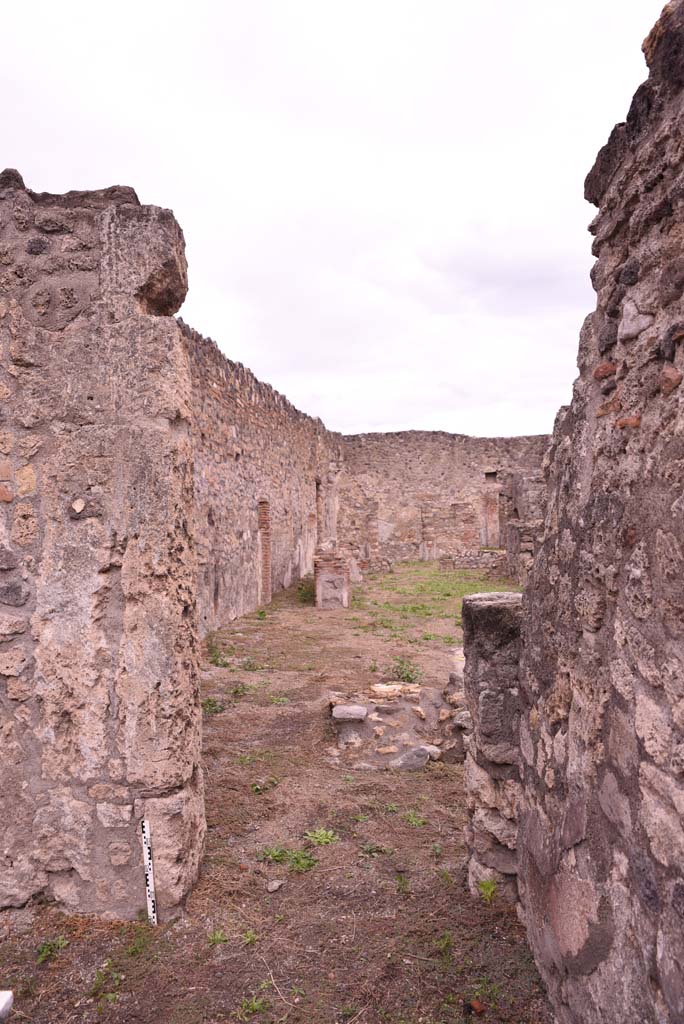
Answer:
[498,459,550,585]
[462,593,523,903]
[516,5,684,1020]
[0,171,204,919]
[180,323,344,633]
[337,431,548,575]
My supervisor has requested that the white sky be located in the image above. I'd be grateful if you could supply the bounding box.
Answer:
[4,1,666,436]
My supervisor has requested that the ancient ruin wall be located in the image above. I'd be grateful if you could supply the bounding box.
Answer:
[0,171,204,919]
[516,5,684,1020]
[337,431,548,573]
[180,323,344,632]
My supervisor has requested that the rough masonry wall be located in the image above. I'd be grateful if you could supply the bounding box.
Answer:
[180,323,344,633]
[0,171,204,920]
[517,6,684,1021]
[338,431,548,574]
[462,593,523,902]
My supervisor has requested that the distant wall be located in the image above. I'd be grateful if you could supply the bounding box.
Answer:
[180,323,343,633]
[337,431,549,573]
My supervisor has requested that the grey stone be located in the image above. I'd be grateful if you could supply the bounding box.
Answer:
[331,704,367,722]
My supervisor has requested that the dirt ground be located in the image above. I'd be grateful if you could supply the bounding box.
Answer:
[0,563,551,1024]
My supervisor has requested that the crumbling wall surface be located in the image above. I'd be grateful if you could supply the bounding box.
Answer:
[180,323,344,632]
[498,462,550,585]
[337,431,548,574]
[0,170,204,919]
[518,6,684,1020]
[462,593,523,902]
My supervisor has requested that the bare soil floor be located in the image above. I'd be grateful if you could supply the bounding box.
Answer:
[0,563,551,1024]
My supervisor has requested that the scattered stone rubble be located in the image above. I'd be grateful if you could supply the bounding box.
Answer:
[327,654,472,771]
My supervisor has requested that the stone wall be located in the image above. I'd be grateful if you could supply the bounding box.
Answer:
[462,593,523,903]
[337,431,548,575]
[498,455,550,585]
[0,171,204,919]
[515,5,684,1020]
[179,323,343,633]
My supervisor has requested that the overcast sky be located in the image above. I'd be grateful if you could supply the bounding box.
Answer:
[5,1,666,437]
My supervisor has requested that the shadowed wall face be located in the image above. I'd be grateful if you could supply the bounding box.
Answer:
[517,4,684,1020]
[0,172,204,919]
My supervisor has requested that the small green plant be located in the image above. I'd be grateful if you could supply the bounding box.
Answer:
[471,975,501,1006]
[125,924,152,957]
[389,656,421,684]
[477,878,498,905]
[353,813,369,823]
[242,928,258,946]
[256,609,267,620]
[359,842,389,858]
[403,809,427,827]
[237,995,269,1020]
[432,842,443,859]
[208,928,229,946]
[207,637,231,668]
[202,696,225,715]
[268,695,290,705]
[396,872,411,895]
[304,828,338,846]
[342,774,354,784]
[251,777,279,795]
[260,846,289,864]
[260,846,317,872]
[291,985,305,998]
[287,849,317,873]
[232,682,254,698]
[297,576,316,604]
[370,660,378,673]
[435,931,454,964]
[438,867,454,885]
[90,959,122,1006]
[442,634,456,645]
[385,802,398,814]
[243,657,261,672]
[36,936,68,964]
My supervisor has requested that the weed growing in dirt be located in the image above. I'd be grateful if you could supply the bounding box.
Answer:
[207,637,232,667]
[125,925,152,957]
[370,660,378,672]
[89,960,121,1007]
[243,657,261,672]
[250,778,279,795]
[435,931,454,965]
[477,878,498,905]
[304,828,338,845]
[353,813,370,822]
[232,682,255,698]
[268,694,290,705]
[432,843,443,859]
[202,697,225,715]
[438,867,454,884]
[237,995,270,1020]
[471,975,501,1007]
[256,609,267,620]
[287,849,317,872]
[389,656,421,683]
[260,846,317,872]
[242,929,258,946]
[297,577,315,604]
[385,802,398,813]
[403,809,427,827]
[208,929,229,946]
[36,936,68,965]
[359,842,390,858]
[396,872,411,895]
